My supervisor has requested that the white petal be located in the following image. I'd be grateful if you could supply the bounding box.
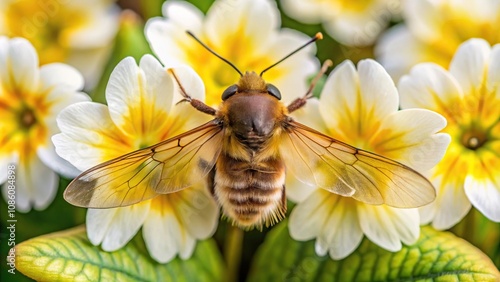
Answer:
[66,45,112,89]
[169,65,205,103]
[13,156,58,212]
[403,0,442,41]
[399,63,463,110]
[263,29,319,104]
[1,38,39,94]
[86,208,118,246]
[487,44,500,100]
[145,1,203,67]
[449,39,491,94]
[285,173,317,203]
[418,201,436,226]
[319,60,358,131]
[67,6,119,48]
[37,146,81,178]
[289,98,324,131]
[375,25,428,82]
[39,63,85,91]
[161,0,203,32]
[358,204,420,251]
[315,238,328,257]
[465,176,500,222]
[178,234,197,260]
[324,13,384,46]
[323,198,363,260]
[97,202,150,251]
[431,177,471,230]
[175,186,219,240]
[205,0,279,55]
[106,55,174,137]
[280,0,324,24]
[289,189,333,241]
[143,208,181,263]
[375,109,450,171]
[53,102,128,171]
[357,59,399,119]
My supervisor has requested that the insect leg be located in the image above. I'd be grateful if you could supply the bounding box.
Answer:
[168,69,217,116]
[287,59,333,113]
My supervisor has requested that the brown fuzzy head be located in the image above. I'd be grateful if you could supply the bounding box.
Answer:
[218,72,286,146]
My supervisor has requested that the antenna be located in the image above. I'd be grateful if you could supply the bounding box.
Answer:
[186,31,243,76]
[260,32,323,77]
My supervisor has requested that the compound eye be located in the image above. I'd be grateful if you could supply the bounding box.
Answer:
[266,84,281,100]
[222,84,238,100]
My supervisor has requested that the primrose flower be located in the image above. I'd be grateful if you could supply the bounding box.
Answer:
[280,0,401,46]
[0,37,88,212]
[399,39,500,229]
[288,59,450,259]
[145,0,318,106]
[53,55,219,263]
[376,0,500,81]
[0,0,119,87]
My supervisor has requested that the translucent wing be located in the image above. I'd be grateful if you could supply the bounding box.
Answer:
[64,120,224,208]
[280,121,435,208]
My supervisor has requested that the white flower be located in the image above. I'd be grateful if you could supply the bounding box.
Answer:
[280,0,401,46]
[145,0,318,106]
[399,39,500,229]
[288,59,450,259]
[0,0,120,87]
[53,55,219,263]
[376,0,500,81]
[0,37,89,212]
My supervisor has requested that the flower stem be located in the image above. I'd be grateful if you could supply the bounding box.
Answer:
[224,225,244,282]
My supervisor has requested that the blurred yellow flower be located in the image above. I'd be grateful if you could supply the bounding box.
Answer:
[288,59,450,259]
[376,0,500,80]
[399,39,500,229]
[0,37,89,212]
[145,0,318,106]
[281,0,401,46]
[0,0,119,87]
[53,55,218,263]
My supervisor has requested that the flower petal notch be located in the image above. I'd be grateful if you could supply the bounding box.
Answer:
[399,38,500,229]
[0,37,89,212]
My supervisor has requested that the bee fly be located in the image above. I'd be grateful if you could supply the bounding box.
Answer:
[64,32,435,229]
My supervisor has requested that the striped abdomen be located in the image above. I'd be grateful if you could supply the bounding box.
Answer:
[212,153,286,229]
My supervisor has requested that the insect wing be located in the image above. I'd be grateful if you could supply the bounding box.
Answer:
[64,120,224,208]
[280,121,435,208]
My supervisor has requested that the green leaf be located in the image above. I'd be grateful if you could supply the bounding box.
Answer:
[248,220,500,282]
[15,226,224,282]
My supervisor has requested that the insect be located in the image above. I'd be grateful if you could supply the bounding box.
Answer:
[64,32,436,229]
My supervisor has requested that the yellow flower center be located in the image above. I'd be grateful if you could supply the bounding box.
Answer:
[4,0,88,64]
[461,129,488,151]
[17,105,38,131]
[0,89,48,160]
